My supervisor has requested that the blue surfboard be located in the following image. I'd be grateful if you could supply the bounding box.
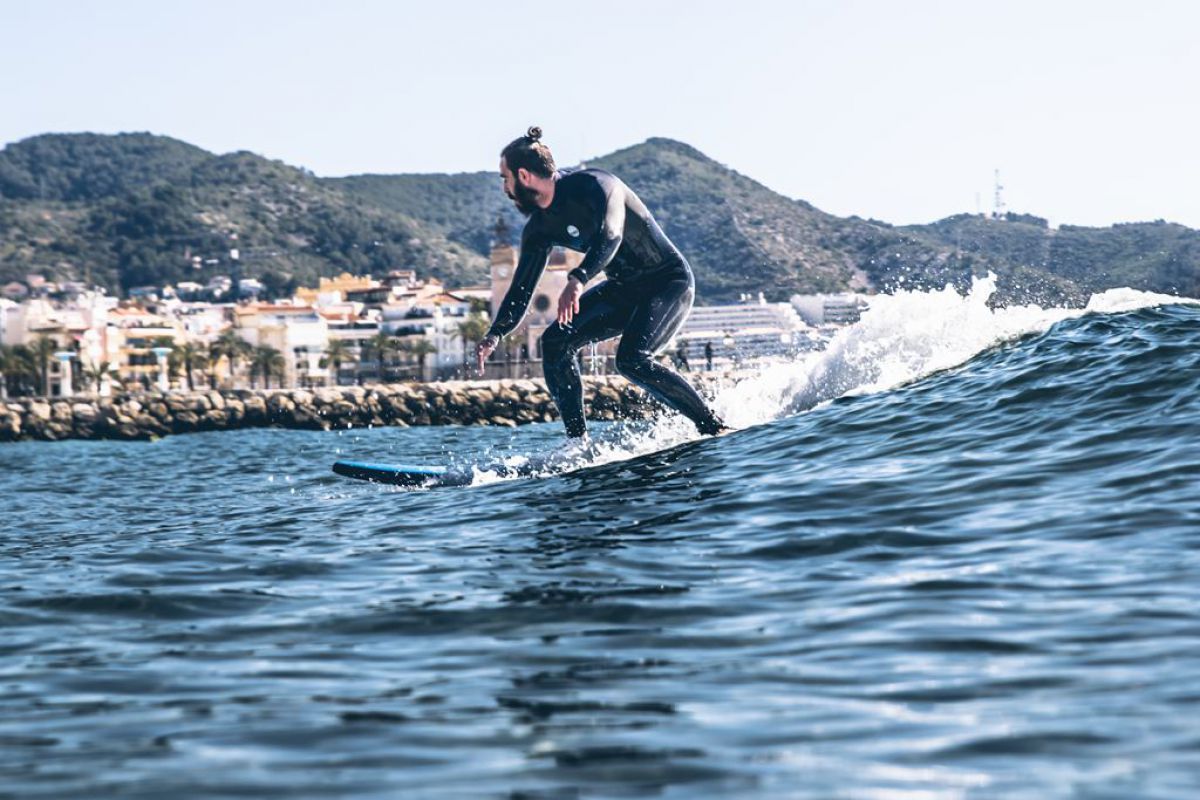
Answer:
[332,427,736,489]
[331,458,543,487]
[331,460,463,487]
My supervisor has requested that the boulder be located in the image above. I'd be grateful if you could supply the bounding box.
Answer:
[242,396,267,423]
[314,388,340,406]
[173,411,200,433]
[224,399,245,422]
[117,422,145,440]
[266,393,293,411]
[329,400,356,419]
[0,412,21,440]
[72,403,99,422]
[202,409,228,430]
[288,405,321,428]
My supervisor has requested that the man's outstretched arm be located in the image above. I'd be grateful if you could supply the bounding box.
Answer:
[487,226,552,340]
[477,226,551,372]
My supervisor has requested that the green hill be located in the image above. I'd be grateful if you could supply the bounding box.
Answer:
[0,133,486,294]
[1,132,1194,305]
[325,172,520,258]
[907,213,1199,297]
[0,132,210,201]
[332,137,1088,305]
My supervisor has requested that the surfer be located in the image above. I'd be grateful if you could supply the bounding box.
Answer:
[475,127,726,439]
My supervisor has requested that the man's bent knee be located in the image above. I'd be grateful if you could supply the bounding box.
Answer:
[540,324,573,364]
[614,349,654,380]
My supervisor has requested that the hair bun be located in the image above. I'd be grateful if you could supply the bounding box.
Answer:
[526,126,543,142]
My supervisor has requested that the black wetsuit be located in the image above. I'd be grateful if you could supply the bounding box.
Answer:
[487,168,723,437]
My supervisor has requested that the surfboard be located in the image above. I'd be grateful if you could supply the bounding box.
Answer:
[331,456,549,487]
[332,426,736,489]
[331,460,466,487]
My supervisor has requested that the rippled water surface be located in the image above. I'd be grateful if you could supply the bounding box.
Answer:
[3,294,1200,798]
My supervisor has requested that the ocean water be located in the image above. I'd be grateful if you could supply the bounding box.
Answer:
[3,279,1199,799]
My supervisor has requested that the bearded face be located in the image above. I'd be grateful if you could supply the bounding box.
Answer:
[506,172,540,216]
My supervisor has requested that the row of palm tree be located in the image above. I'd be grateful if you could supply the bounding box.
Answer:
[0,321,490,398]
[154,335,287,390]
[1,336,120,399]
[359,332,438,382]
[0,335,63,398]
[0,342,40,399]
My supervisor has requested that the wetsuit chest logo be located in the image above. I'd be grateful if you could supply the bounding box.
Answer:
[566,224,580,238]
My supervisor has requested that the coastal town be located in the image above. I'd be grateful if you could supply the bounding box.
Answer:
[0,220,868,402]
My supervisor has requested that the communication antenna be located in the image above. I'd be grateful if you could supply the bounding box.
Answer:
[992,169,1005,219]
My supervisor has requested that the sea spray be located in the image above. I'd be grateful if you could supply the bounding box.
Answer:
[461,278,1197,486]
[713,275,1197,428]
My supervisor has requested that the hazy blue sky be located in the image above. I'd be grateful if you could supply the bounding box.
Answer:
[3,0,1197,227]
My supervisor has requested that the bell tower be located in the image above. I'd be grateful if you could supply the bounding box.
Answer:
[489,217,517,317]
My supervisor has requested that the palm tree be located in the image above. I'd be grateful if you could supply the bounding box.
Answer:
[454,313,491,371]
[30,335,58,397]
[319,339,356,386]
[455,313,491,343]
[3,345,37,397]
[250,345,286,389]
[174,341,209,391]
[0,344,34,399]
[366,332,399,382]
[80,361,115,396]
[405,339,437,381]
[0,344,15,400]
[211,329,251,388]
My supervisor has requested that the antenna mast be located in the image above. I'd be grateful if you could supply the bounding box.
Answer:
[992,169,1006,219]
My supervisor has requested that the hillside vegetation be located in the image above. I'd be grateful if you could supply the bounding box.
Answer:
[0,133,485,294]
[3,132,1195,305]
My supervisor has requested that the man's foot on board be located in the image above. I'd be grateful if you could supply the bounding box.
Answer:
[696,415,731,437]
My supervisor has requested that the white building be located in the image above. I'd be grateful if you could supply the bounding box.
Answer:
[677,300,811,364]
[0,298,17,345]
[321,307,380,384]
[790,293,871,326]
[236,304,329,388]
[383,290,475,379]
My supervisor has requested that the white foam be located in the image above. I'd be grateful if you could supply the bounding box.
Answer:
[712,274,1197,428]
[467,277,1195,485]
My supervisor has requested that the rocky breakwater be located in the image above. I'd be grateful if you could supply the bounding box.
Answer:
[0,376,716,443]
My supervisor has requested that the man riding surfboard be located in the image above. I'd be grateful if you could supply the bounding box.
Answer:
[476,127,726,439]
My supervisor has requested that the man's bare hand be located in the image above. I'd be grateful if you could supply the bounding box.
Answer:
[557,278,583,325]
[475,335,499,375]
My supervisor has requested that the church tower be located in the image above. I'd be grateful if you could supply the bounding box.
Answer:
[489,217,517,318]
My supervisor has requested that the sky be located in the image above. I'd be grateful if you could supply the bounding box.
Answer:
[2,0,1198,228]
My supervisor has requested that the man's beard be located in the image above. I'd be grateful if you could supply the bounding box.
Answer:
[507,180,540,216]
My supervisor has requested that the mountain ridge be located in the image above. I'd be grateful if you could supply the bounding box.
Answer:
[2,131,1195,304]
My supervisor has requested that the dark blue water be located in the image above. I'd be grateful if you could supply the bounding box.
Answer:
[3,301,1200,798]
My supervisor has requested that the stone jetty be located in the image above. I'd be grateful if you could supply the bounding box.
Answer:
[0,376,720,443]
